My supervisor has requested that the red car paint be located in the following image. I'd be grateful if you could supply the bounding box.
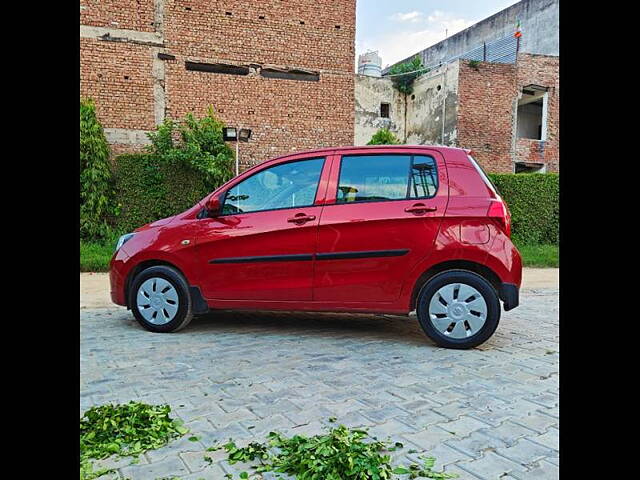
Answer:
[109,145,521,315]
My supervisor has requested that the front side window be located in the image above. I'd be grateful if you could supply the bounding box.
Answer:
[337,154,438,203]
[222,157,324,214]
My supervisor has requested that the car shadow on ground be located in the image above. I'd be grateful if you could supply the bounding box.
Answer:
[121,309,440,347]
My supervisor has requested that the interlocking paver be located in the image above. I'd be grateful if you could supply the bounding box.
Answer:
[397,408,450,429]
[510,412,558,434]
[367,418,419,439]
[495,438,556,467]
[445,430,509,459]
[145,435,204,463]
[119,456,190,480]
[435,416,493,438]
[528,427,559,450]
[239,413,294,435]
[401,427,456,450]
[510,459,559,479]
[180,448,227,473]
[409,442,475,469]
[458,451,527,479]
[80,290,558,478]
[477,421,537,446]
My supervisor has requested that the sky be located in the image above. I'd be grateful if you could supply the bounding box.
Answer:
[356,0,521,69]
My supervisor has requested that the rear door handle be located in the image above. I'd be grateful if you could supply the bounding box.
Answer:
[405,203,437,214]
[287,213,316,224]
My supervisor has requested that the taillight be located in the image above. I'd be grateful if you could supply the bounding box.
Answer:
[487,200,511,237]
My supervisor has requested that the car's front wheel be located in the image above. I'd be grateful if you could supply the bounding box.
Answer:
[130,265,193,333]
[416,270,500,349]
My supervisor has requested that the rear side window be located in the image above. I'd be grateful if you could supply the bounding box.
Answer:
[337,154,438,203]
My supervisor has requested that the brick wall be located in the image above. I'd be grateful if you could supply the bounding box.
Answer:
[165,61,353,168]
[515,54,559,172]
[80,38,156,130]
[164,2,354,72]
[456,54,559,173]
[456,61,518,173]
[80,0,355,169]
[80,0,156,32]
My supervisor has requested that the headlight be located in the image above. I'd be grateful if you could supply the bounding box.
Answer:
[115,233,135,252]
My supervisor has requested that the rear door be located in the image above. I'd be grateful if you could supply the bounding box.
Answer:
[313,148,448,304]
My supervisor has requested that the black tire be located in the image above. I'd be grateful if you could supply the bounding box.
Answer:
[416,270,500,349]
[130,265,194,333]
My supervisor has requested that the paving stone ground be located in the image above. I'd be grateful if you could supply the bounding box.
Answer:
[80,289,558,480]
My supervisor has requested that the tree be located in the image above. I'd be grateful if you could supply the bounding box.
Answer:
[80,98,116,240]
[387,57,427,95]
[367,128,401,145]
[146,106,235,191]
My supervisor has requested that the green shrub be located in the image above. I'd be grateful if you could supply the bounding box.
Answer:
[467,59,481,71]
[387,56,428,95]
[80,98,116,240]
[488,173,559,245]
[146,106,234,192]
[113,108,235,232]
[114,153,211,232]
[367,128,401,145]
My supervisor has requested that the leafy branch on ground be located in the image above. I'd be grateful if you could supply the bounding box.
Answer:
[78,403,455,480]
[79,402,188,480]
[212,424,457,479]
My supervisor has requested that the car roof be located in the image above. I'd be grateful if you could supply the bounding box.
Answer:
[272,144,470,161]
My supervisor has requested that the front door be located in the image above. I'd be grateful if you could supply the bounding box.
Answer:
[313,150,448,304]
[196,156,327,301]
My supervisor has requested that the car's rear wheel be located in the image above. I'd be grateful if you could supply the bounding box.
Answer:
[416,270,500,349]
[130,265,193,333]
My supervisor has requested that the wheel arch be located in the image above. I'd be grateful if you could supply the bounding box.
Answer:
[409,260,502,311]
[124,259,187,309]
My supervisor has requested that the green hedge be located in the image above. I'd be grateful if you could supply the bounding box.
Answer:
[488,173,559,245]
[114,154,211,233]
[113,156,558,246]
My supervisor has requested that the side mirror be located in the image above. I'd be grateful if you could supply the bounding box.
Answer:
[205,196,221,217]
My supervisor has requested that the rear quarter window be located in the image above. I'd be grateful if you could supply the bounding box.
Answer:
[467,155,498,197]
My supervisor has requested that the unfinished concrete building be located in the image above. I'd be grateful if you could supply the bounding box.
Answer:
[355,0,559,173]
[80,0,356,170]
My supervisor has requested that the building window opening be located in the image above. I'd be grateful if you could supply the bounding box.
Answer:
[516,86,548,140]
[515,162,546,174]
[380,103,390,118]
[260,68,319,82]
[185,61,249,75]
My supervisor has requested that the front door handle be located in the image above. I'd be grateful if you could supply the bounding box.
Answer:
[287,213,316,224]
[405,203,437,214]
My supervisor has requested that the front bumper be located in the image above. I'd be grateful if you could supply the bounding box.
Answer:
[109,248,130,306]
[498,283,519,311]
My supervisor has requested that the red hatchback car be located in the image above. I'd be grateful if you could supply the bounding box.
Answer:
[110,145,521,349]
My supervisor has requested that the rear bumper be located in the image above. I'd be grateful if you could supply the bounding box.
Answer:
[499,283,519,311]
